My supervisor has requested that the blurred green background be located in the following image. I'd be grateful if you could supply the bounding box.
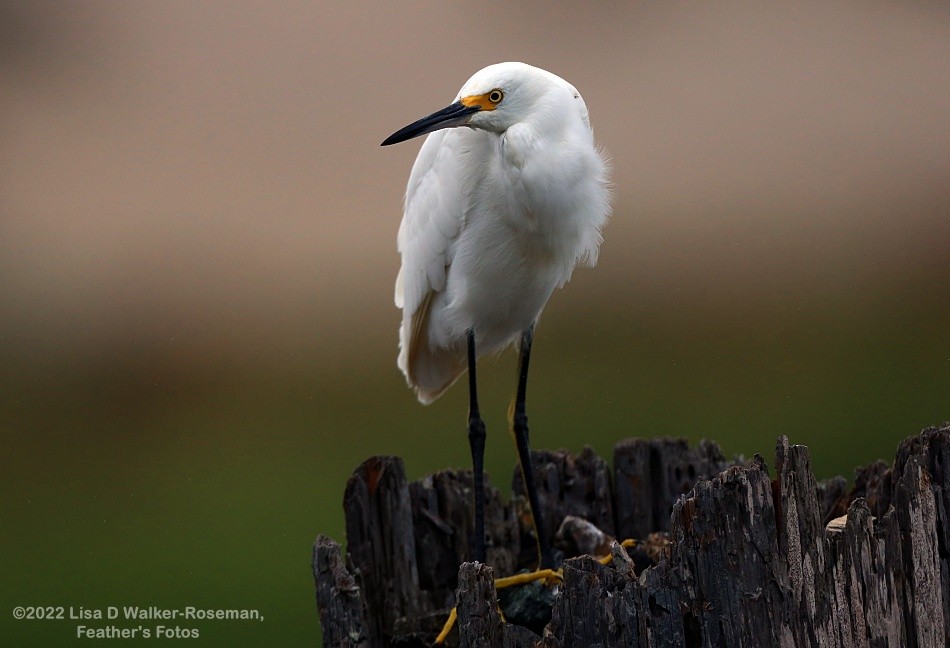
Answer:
[1,2,947,646]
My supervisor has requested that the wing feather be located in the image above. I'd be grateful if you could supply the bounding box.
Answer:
[395,129,484,401]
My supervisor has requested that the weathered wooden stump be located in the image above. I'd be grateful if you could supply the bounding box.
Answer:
[314,423,950,647]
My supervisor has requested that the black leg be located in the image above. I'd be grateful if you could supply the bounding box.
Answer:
[466,329,487,563]
[512,326,554,569]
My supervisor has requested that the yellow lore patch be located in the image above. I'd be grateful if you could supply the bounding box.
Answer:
[460,89,504,111]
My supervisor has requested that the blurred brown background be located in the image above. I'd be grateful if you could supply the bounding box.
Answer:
[1,2,947,646]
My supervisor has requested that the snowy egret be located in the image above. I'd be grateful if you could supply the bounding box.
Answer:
[382,62,610,569]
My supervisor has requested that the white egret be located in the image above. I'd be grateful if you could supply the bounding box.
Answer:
[382,62,610,569]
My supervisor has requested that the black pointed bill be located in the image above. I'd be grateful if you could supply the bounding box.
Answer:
[381,101,480,146]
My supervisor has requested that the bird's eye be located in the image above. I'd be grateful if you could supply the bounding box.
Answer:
[488,89,504,104]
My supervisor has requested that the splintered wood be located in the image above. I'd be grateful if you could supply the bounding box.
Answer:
[314,424,949,647]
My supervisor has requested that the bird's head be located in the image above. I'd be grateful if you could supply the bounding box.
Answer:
[381,62,583,146]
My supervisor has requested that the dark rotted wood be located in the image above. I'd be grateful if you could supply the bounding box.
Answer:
[454,562,540,648]
[511,446,614,564]
[816,475,850,525]
[540,542,686,648]
[542,554,641,646]
[895,423,950,643]
[313,535,371,648]
[409,469,521,610]
[774,437,837,645]
[827,498,904,646]
[455,562,504,648]
[671,455,792,647]
[851,458,893,517]
[342,456,423,645]
[316,425,950,648]
[612,437,736,540]
[540,431,949,648]
[893,454,944,646]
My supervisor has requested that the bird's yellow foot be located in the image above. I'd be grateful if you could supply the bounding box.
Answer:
[494,568,562,589]
[597,538,638,565]
[434,607,457,644]
[433,568,563,644]
[435,543,640,642]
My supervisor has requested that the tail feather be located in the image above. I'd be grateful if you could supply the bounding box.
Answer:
[398,291,466,404]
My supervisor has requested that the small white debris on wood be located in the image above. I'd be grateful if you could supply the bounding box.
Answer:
[826,514,849,533]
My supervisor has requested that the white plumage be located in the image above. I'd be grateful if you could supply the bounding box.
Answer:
[388,62,610,404]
